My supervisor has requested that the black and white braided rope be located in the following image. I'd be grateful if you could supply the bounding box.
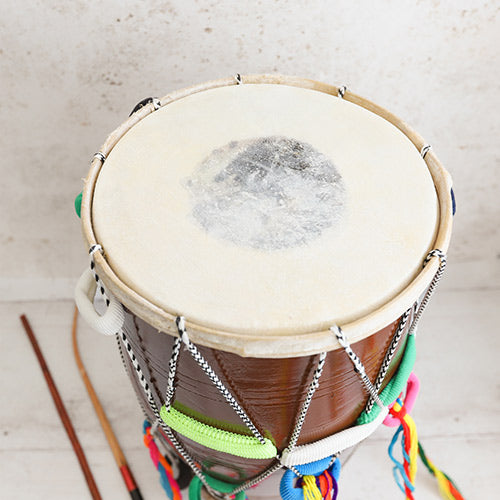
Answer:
[117,314,281,497]
[286,351,327,450]
[230,462,283,495]
[88,244,110,307]
[120,329,157,408]
[331,325,384,408]
[176,316,266,445]
[118,325,220,497]
[115,329,150,416]
[164,337,182,412]
[364,307,411,414]
[229,352,330,492]
[408,249,447,337]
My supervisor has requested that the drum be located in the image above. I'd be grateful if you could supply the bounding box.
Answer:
[75,74,453,499]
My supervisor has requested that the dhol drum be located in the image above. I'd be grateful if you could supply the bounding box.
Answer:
[75,74,453,499]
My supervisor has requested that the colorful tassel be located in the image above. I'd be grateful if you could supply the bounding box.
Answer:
[386,373,464,500]
[387,398,419,500]
[302,474,323,500]
[281,457,340,500]
[143,421,182,500]
[297,464,339,500]
[418,443,464,500]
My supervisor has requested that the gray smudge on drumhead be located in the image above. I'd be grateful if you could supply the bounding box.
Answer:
[185,136,345,250]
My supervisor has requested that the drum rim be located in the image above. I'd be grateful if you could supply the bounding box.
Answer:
[80,73,453,358]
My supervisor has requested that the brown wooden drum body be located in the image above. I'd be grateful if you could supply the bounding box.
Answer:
[122,309,410,481]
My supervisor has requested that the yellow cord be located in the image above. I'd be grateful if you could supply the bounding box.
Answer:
[302,475,323,500]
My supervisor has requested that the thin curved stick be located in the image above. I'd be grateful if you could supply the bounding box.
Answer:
[72,306,143,500]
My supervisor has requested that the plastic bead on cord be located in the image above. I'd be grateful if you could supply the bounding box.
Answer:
[280,456,341,500]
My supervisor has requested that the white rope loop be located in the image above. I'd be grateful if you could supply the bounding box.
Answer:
[74,269,124,336]
[74,245,124,336]
[280,407,388,467]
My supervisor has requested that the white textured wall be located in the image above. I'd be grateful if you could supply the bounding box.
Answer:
[1,0,499,299]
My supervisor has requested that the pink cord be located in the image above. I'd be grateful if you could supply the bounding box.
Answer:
[383,372,420,427]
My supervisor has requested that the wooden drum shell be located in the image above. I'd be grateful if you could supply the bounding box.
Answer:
[122,309,411,481]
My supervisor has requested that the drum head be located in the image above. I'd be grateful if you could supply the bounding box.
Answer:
[91,83,439,336]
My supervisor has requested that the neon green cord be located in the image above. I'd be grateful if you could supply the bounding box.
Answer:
[160,405,277,459]
[356,334,416,425]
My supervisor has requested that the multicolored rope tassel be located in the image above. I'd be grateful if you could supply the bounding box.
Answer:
[385,373,464,500]
[387,405,418,499]
[418,443,464,500]
[299,466,339,500]
[280,456,341,500]
[143,421,182,500]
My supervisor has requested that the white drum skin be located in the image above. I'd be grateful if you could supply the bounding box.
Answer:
[81,74,453,357]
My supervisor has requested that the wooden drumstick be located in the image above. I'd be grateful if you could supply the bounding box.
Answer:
[71,306,143,500]
[20,314,102,500]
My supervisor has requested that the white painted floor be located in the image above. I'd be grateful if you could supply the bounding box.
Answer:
[1,260,498,499]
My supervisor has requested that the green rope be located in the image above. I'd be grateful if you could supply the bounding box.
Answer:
[75,191,82,218]
[189,474,246,500]
[160,405,277,459]
[356,334,416,425]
